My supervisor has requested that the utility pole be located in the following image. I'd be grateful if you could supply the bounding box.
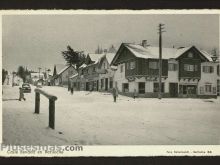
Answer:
[158,23,165,99]
[38,67,42,79]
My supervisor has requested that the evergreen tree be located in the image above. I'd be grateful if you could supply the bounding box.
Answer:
[53,65,57,76]
[17,66,26,82]
[62,45,86,70]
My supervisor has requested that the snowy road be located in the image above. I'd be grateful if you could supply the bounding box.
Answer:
[2,85,220,145]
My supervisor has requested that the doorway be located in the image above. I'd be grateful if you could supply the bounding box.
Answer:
[105,78,108,91]
[169,83,178,97]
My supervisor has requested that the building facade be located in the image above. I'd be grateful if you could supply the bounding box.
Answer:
[111,42,218,98]
[70,53,116,92]
[52,65,77,86]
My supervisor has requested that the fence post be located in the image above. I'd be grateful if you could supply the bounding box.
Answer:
[49,99,55,129]
[35,92,40,114]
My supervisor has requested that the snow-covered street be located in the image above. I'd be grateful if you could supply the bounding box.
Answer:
[2,85,220,145]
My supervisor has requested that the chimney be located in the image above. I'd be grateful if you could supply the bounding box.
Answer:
[142,40,148,48]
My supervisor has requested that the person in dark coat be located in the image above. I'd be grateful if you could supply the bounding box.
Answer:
[70,82,74,95]
[133,89,138,99]
[19,87,26,101]
[112,87,117,102]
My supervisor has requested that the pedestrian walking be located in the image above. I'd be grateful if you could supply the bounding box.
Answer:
[112,87,117,102]
[133,89,138,99]
[70,83,74,95]
[68,81,70,91]
[19,87,26,101]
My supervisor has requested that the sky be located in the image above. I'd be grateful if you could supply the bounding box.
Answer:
[2,14,219,72]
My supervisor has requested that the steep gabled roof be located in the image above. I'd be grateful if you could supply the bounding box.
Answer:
[55,64,75,76]
[88,53,105,63]
[111,43,212,65]
[69,73,78,79]
[105,53,116,64]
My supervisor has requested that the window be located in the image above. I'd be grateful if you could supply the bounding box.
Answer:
[200,87,204,94]
[103,63,106,69]
[205,85,212,93]
[153,83,164,93]
[188,52,194,58]
[101,79,104,88]
[203,66,214,73]
[126,62,130,70]
[130,61,136,70]
[217,65,219,76]
[168,63,177,71]
[120,65,124,73]
[149,61,159,69]
[194,65,198,71]
[213,87,216,94]
[123,83,129,93]
[184,64,198,72]
[93,67,96,72]
[109,77,113,89]
[138,82,145,94]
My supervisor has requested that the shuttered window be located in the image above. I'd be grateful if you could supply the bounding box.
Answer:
[200,87,204,94]
[168,63,177,71]
[149,61,159,69]
[203,66,214,73]
[205,85,212,93]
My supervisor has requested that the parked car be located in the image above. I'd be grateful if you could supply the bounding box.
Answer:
[22,83,31,93]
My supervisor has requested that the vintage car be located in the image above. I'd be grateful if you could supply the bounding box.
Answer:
[21,83,31,93]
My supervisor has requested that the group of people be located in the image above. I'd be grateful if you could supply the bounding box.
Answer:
[67,82,138,102]
[112,88,138,102]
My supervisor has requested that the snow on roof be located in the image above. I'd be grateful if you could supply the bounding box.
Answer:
[79,63,87,69]
[124,43,211,61]
[69,73,78,79]
[57,65,75,75]
[199,50,213,61]
[88,53,105,62]
[110,65,117,70]
[105,53,116,64]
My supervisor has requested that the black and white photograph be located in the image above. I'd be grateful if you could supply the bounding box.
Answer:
[1,12,220,150]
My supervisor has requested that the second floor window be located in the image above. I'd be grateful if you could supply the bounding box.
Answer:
[120,65,123,73]
[184,64,198,72]
[149,61,159,69]
[168,63,177,71]
[203,66,214,73]
[130,61,136,70]
[93,67,96,72]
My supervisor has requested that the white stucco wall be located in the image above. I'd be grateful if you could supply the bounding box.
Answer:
[198,62,217,96]
[113,63,127,92]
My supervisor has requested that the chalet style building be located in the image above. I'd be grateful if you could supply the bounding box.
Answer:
[51,64,77,86]
[70,53,116,91]
[111,41,218,98]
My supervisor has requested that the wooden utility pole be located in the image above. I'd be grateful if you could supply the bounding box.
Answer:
[38,67,42,79]
[158,23,165,99]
